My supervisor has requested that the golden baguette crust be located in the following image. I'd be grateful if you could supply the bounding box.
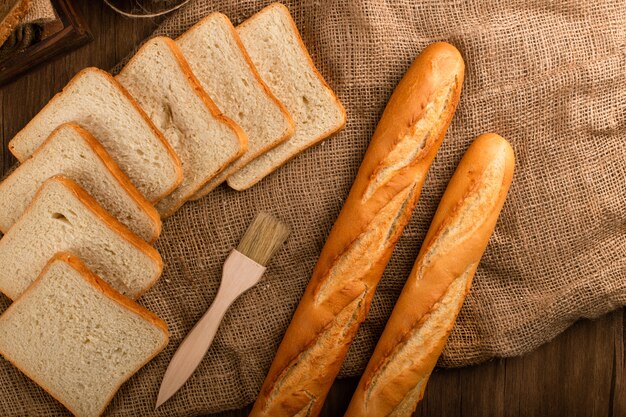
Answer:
[250,42,464,417]
[117,36,249,217]
[8,67,184,204]
[0,0,31,46]
[0,122,162,241]
[0,252,169,417]
[0,175,163,300]
[178,12,296,200]
[345,133,515,417]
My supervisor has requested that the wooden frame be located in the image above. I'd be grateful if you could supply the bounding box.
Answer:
[0,0,92,86]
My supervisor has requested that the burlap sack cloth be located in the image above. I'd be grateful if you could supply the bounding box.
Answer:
[0,0,624,415]
[0,0,56,56]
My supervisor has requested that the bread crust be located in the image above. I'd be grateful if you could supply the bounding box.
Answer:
[52,176,164,299]
[250,42,464,417]
[345,133,515,417]
[0,0,31,46]
[0,175,163,301]
[0,122,162,241]
[117,36,249,217]
[228,2,347,191]
[68,124,162,241]
[7,67,183,204]
[0,252,169,417]
[178,12,296,200]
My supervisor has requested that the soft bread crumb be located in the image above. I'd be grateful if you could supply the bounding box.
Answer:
[0,177,161,300]
[117,37,245,217]
[227,4,346,190]
[7,68,182,202]
[0,123,160,241]
[0,255,168,417]
[177,13,293,199]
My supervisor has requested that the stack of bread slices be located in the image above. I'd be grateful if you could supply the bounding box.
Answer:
[0,3,345,416]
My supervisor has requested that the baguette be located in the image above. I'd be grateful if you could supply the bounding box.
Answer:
[250,42,465,417]
[345,133,515,417]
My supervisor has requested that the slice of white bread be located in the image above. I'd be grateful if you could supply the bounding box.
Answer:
[0,252,169,417]
[177,12,295,200]
[0,176,162,300]
[117,36,247,217]
[7,67,183,203]
[0,123,161,242]
[227,3,346,190]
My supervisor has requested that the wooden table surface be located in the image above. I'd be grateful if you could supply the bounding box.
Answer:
[0,1,624,416]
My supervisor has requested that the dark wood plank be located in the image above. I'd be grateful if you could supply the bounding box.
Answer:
[0,0,157,178]
[613,310,624,417]
[503,311,620,417]
[415,367,463,417]
[411,311,622,417]
[0,2,624,417]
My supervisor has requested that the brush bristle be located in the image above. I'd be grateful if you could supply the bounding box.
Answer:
[237,212,290,266]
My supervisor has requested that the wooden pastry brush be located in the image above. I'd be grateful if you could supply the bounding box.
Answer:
[156,212,290,408]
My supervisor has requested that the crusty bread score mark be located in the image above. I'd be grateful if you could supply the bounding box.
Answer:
[263,291,367,414]
[314,185,415,305]
[362,81,455,202]
[388,378,428,417]
[417,154,505,277]
[292,392,315,417]
[364,263,474,409]
[313,81,456,306]
[261,73,460,415]
[361,156,507,412]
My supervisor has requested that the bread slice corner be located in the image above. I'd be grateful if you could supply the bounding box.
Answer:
[177,12,295,200]
[117,36,248,217]
[227,3,346,190]
[0,122,162,242]
[0,175,163,300]
[0,252,168,417]
[7,67,183,203]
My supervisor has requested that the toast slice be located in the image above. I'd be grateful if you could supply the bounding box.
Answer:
[0,123,161,242]
[177,12,294,200]
[0,253,169,417]
[0,176,162,300]
[117,36,247,217]
[7,67,183,203]
[228,3,346,190]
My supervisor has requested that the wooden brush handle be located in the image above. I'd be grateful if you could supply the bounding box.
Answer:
[156,251,266,407]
